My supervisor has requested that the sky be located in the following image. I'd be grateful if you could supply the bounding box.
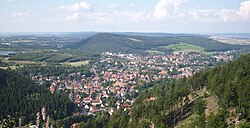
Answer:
[1,0,250,33]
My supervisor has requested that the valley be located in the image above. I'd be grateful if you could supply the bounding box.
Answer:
[0,32,250,127]
[2,0,250,127]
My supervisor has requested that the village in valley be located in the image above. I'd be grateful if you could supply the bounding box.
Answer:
[29,51,237,116]
[2,0,250,126]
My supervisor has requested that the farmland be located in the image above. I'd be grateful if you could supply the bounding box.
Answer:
[160,43,205,53]
[145,50,165,54]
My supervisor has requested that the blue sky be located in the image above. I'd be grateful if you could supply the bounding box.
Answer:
[1,0,250,33]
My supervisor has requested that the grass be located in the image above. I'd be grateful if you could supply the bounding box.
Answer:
[175,114,199,128]
[160,43,212,54]
[44,54,73,62]
[145,50,165,54]
[204,95,219,117]
[63,60,89,66]
[2,57,46,65]
[0,66,17,70]
[10,52,74,63]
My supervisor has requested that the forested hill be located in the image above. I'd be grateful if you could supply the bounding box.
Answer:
[67,33,249,53]
[103,54,250,128]
[115,32,208,37]
[0,69,75,127]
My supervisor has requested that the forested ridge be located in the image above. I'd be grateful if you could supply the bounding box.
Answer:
[67,33,250,54]
[0,69,76,126]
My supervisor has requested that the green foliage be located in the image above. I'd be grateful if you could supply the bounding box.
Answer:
[206,110,228,128]
[206,54,250,115]
[0,69,76,125]
[44,54,72,62]
[3,50,250,127]
[192,99,206,128]
[75,112,109,128]
[0,115,16,128]
[161,43,205,53]
[8,49,97,63]
[105,54,250,127]
[239,122,250,128]
[105,110,129,128]
[146,50,165,54]
[10,52,49,61]
[68,33,247,54]
[10,52,74,62]
[106,78,190,127]
[193,99,205,115]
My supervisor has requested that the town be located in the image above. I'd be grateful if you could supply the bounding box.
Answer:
[28,51,237,116]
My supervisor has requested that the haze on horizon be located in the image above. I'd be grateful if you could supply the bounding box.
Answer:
[1,0,250,33]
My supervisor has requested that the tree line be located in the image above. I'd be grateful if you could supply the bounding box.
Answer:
[0,69,76,126]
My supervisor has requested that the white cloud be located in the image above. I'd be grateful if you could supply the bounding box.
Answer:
[186,0,250,22]
[219,9,237,22]
[128,3,140,9]
[129,3,136,8]
[60,0,250,26]
[108,4,120,10]
[129,10,151,22]
[11,12,34,17]
[153,0,187,20]
[8,0,28,2]
[47,18,63,22]
[58,1,90,12]
[152,0,250,22]
[65,12,113,24]
[59,1,153,24]
[186,9,231,22]
[238,0,250,20]
[66,12,83,21]
[88,13,113,24]
[8,0,17,2]
[8,0,22,2]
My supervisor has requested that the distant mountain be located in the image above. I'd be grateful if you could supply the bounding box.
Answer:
[68,33,139,53]
[209,33,250,37]
[67,33,250,54]
[115,32,209,37]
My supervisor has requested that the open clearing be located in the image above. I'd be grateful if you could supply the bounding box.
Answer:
[210,36,250,45]
[145,50,165,54]
[205,95,219,117]
[0,66,17,70]
[63,60,89,66]
[175,114,199,128]
[161,43,212,54]
[1,56,89,68]
[1,57,46,65]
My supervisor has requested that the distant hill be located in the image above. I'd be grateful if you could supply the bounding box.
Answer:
[115,32,209,37]
[67,33,250,54]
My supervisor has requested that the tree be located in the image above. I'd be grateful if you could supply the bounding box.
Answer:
[206,110,228,128]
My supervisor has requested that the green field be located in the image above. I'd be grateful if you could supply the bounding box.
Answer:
[44,54,72,62]
[175,114,199,128]
[145,43,213,54]
[63,60,89,66]
[145,50,165,54]
[10,52,73,62]
[160,43,211,54]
